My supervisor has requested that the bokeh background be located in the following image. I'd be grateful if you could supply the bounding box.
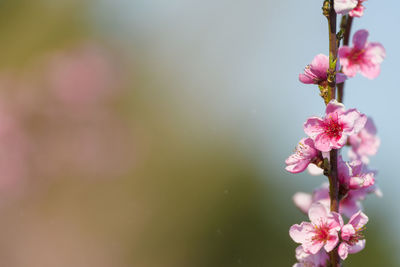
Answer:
[0,0,397,266]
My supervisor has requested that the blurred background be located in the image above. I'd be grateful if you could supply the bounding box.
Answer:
[0,0,397,266]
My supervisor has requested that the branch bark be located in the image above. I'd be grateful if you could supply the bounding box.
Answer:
[323,1,341,266]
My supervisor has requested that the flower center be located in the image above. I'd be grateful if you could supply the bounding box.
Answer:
[350,49,365,64]
[348,227,365,245]
[324,114,343,139]
[313,223,330,242]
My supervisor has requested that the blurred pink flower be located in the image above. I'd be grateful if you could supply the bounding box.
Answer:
[339,30,386,79]
[293,245,329,267]
[46,44,121,107]
[293,181,380,218]
[349,0,366,17]
[348,117,380,164]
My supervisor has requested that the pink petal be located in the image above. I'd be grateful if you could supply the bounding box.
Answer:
[295,245,310,261]
[340,197,362,218]
[349,5,365,17]
[338,46,352,61]
[342,63,359,78]
[331,134,348,149]
[338,242,350,260]
[307,164,323,176]
[334,0,358,14]
[348,210,369,229]
[304,239,325,255]
[299,73,315,84]
[310,54,329,80]
[349,173,375,189]
[304,117,325,139]
[327,211,344,230]
[341,224,356,241]
[293,192,313,214]
[290,222,314,243]
[348,239,366,254]
[314,133,332,152]
[340,109,366,134]
[364,117,377,135]
[325,100,345,115]
[308,202,328,224]
[360,63,381,79]
[353,113,367,134]
[366,42,386,64]
[324,231,339,252]
[285,156,309,173]
[313,184,330,202]
[353,29,369,50]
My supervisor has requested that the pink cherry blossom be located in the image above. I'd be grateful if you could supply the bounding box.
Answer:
[285,138,319,173]
[348,160,375,189]
[307,163,324,176]
[289,203,343,254]
[299,54,346,85]
[293,192,314,214]
[349,117,380,164]
[338,211,368,260]
[334,0,358,15]
[349,0,366,17]
[338,29,386,79]
[293,245,329,267]
[338,158,375,190]
[304,100,366,152]
[293,182,379,218]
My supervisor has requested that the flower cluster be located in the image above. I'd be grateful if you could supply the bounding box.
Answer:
[287,2,384,266]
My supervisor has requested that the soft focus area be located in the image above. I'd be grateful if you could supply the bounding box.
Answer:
[0,1,397,266]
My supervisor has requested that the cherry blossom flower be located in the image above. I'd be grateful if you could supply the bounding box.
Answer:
[348,160,375,189]
[293,180,380,218]
[349,117,380,164]
[334,0,358,15]
[338,158,375,190]
[338,29,386,79]
[289,203,343,254]
[293,245,329,267]
[299,54,346,85]
[304,100,366,152]
[349,0,366,17]
[338,211,368,260]
[293,184,357,218]
[285,138,319,173]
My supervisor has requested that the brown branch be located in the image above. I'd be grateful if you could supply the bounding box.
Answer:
[323,1,341,266]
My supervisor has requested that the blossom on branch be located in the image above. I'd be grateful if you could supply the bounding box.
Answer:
[289,203,343,254]
[293,245,329,267]
[299,54,346,85]
[338,211,368,260]
[285,138,320,174]
[304,100,366,152]
[339,29,386,79]
[348,117,380,164]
